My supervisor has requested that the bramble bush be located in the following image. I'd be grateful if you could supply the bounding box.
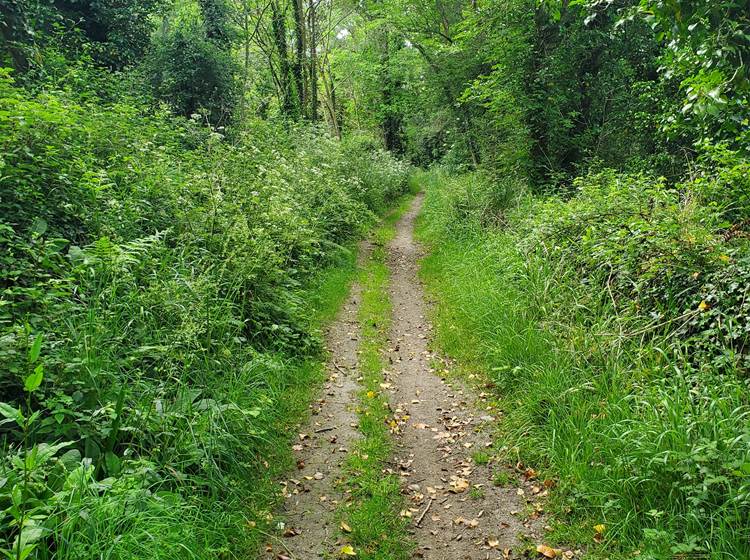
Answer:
[0,67,408,559]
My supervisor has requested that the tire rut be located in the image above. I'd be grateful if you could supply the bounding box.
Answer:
[261,244,371,560]
[386,194,544,559]
[264,195,545,560]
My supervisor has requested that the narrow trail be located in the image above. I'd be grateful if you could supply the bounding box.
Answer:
[385,194,542,559]
[261,247,370,560]
[264,196,542,559]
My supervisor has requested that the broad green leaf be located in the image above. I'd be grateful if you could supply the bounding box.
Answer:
[36,441,75,466]
[28,333,42,364]
[18,523,45,548]
[0,402,22,424]
[104,451,121,475]
[17,544,38,560]
[58,448,82,470]
[24,364,44,393]
[30,217,47,236]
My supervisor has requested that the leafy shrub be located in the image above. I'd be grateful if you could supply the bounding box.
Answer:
[145,19,240,124]
[0,68,408,559]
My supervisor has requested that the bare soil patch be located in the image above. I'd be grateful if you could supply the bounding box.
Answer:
[261,246,371,560]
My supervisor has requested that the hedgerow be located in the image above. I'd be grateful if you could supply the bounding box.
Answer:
[416,165,750,557]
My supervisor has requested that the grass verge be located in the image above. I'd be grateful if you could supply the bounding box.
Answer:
[235,243,361,553]
[413,169,750,559]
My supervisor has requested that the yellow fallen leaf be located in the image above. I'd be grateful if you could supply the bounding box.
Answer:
[340,521,352,533]
[698,300,710,311]
[536,544,558,558]
[593,524,606,534]
[340,544,357,556]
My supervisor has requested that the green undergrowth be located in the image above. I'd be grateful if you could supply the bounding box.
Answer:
[415,168,750,559]
[336,196,415,560]
[0,67,410,559]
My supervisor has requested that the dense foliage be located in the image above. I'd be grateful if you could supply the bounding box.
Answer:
[296,0,750,558]
[418,168,750,558]
[0,1,409,553]
[3,0,750,557]
[332,0,749,556]
[0,70,407,558]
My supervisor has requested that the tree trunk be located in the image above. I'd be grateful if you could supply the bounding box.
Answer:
[321,64,341,138]
[292,0,306,117]
[0,0,29,71]
[308,0,319,122]
[271,1,295,116]
[381,32,404,153]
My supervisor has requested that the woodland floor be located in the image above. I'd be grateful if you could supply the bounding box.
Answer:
[262,195,545,559]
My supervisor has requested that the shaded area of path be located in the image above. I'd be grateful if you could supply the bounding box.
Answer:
[386,194,542,559]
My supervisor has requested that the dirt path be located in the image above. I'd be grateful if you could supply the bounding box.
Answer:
[386,194,542,559]
[264,196,542,559]
[261,248,369,560]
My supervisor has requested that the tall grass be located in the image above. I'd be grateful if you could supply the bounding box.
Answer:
[415,169,750,559]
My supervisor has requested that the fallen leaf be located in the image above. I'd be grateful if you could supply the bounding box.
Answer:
[449,477,470,493]
[340,545,357,556]
[536,544,558,558]
[282,527,300,537]
[340,521,352,533]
